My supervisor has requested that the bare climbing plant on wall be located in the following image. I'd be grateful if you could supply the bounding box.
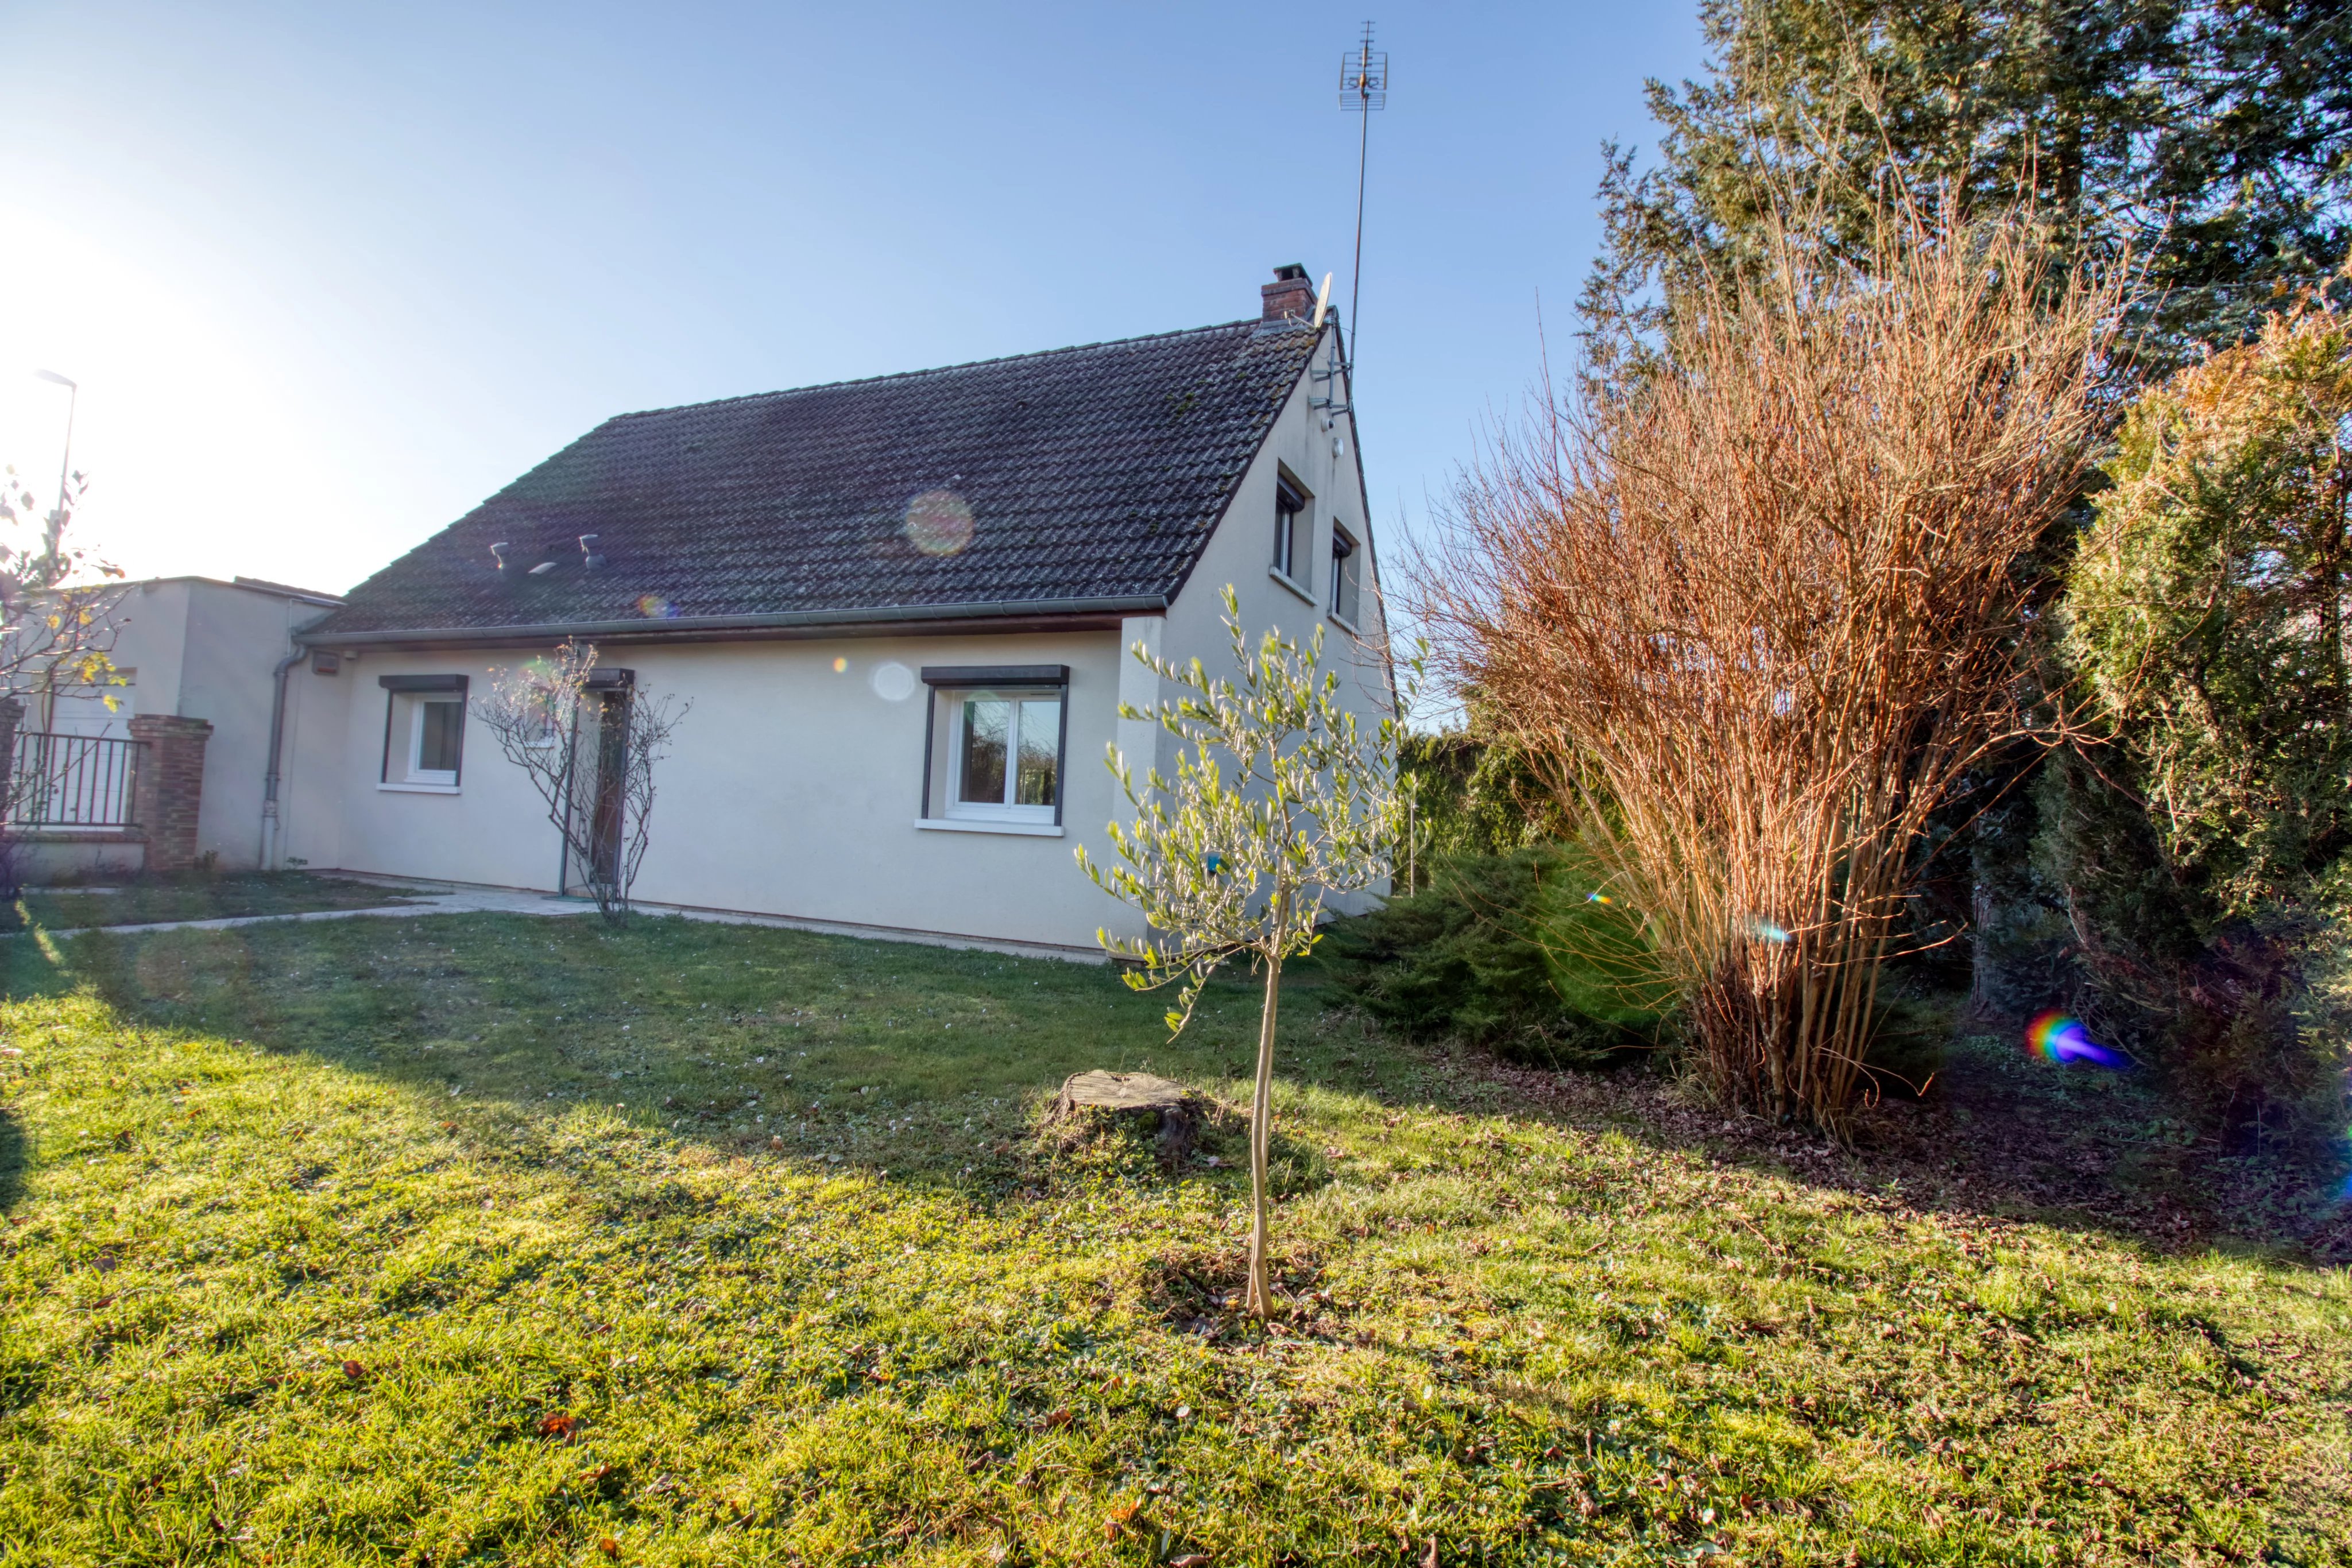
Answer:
[474,640,687,924]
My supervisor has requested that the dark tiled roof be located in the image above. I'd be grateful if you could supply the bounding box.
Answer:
[311,319,1325,640]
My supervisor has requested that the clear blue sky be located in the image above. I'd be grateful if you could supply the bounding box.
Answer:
[0,1,1705,597]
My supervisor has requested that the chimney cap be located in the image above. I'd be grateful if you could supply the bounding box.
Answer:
[1271,262,1309,282]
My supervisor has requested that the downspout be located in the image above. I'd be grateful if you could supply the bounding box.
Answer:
[261,644,305,871]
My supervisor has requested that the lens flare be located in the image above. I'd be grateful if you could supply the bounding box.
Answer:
[1585,891,1613,905]
[871,661,916,702]
[637,595,677,619]
[2026,1011,2127,1069]
[831,656,849,673]
[905,489,976,556]
[1744,917,1792,944]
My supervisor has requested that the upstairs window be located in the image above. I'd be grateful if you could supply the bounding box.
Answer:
[1330,525,1363,625]
[1273,474,1311,584]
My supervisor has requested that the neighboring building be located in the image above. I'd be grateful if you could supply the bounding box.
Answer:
[2,576,342,881]
[13,266,1391,954]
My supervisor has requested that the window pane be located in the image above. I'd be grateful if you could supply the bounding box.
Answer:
[1015,698,1060,807]
[1275,481,1305,575]
[419,700,464,773]
[960,699,1009,804]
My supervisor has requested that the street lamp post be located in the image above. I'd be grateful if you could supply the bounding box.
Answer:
[32,369,77,531]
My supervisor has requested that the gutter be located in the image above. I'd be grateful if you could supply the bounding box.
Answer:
[260,646,305,871]
[298,593,1173,649]
[262,605,341,871]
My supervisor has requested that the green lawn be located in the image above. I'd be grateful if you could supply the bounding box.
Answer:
[10,872,419,932]
[0,913,2345,1566]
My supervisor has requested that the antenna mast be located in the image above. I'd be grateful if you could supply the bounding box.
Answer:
[1339,20,1389,371]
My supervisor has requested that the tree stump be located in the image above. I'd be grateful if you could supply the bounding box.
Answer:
[1046,1071,1206,1166]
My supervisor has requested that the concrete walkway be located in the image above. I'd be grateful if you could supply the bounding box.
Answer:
[17,874,1108,963]
[22,882,601,940]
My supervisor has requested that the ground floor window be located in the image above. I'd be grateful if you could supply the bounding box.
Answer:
[951,691,1061,819]
[379,674,470,789]
[919,664,1069,828]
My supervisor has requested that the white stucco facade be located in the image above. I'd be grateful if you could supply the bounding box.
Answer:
[266,323,1391,953]
[9,576,341,879]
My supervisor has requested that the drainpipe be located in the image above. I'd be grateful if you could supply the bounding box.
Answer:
[261,644,305,870]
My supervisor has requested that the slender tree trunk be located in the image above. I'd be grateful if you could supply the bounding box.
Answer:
[1246,895,1288,1317]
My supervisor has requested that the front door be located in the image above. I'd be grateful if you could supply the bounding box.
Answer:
[587,688,629,889]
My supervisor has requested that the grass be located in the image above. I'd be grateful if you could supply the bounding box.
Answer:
[10,872,418,931]
[0,912,2346,1566]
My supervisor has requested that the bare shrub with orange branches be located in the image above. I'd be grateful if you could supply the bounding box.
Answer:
[1418,203,2124,1130]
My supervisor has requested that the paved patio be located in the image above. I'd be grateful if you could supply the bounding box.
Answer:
[14,874,1107,962]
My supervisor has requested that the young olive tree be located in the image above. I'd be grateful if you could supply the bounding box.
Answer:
[1077,586,1409,1317]
[473,640,686,924]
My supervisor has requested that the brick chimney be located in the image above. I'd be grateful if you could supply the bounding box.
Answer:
[1261,263,1316,323]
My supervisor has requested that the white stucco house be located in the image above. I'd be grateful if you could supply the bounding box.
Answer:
[245,265,1389,955]
[2,575,345,882]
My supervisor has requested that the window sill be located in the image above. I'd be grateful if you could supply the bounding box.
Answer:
[915,818,1065,838]
[1328,610,1363,637]
[1268,565,1317,605]
[378,781,462,795]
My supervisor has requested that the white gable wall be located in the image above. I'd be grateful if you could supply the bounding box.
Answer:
[14,578,337,876]
[1120,322,1394,911]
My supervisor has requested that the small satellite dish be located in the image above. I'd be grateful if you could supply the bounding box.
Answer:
[1313,272,1332,329]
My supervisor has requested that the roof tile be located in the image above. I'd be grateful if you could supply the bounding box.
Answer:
[313,318,1324,638]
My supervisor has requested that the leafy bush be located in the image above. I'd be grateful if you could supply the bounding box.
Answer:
[2051,293,2352,1152]
[1326,845,1673,1066]
[1397,732,1566,874]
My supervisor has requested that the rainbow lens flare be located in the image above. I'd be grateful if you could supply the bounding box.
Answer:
[904,489,976,556]
[1585,891,1613,905]
[831,656,849,673]
[637,595,677,619]
[2027,1011,2126,1069]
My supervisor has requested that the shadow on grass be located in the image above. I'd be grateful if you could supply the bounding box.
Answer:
[1453,1023,2352,1267]
[9,911,1383,1216]
[0,1107,22,1213]
[36,904,2336,1263]
[18,908,2347,1260]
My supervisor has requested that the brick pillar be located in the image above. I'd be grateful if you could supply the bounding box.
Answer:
[129,715,212,873]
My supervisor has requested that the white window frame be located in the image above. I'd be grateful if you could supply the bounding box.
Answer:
[1329,523,1363,629]
[943,689,1063,824]
[915,665,1070,835]
[407,696,464,785]
[377,676,469,793]
[1271,470,1314,598]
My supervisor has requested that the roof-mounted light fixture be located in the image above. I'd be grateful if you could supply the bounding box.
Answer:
[490,542,510,570]
[579,533,604,569]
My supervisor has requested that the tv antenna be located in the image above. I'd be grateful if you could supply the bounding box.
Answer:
[1339,20,1389,370]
